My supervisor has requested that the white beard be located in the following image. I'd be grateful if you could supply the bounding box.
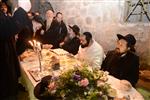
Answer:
[46,18,53,30]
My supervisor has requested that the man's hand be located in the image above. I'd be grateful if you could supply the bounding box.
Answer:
[59,42,64,47]
[42,44,53,49]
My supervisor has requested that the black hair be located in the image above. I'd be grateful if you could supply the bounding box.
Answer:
[0,1,11,14]
[33,15,45,30]
[27,11,35,16]
[83,32,92,43]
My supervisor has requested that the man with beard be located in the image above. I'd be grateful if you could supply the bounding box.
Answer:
[55,12,67,47]
[45,9,54,31]
[76,32,105,69]
[37,9,54,44]
[15,7,45,56]
[101,34,139,87]
[40,9,68,49]
[60,25,80,55]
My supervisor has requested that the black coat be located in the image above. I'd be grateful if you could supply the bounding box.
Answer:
[40,19,67,48]
[0,10,21,98]
[61,37,80,55]
[101,50,139,87]
[14,7,33,55]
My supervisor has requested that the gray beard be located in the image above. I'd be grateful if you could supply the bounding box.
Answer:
[46,19,52,30]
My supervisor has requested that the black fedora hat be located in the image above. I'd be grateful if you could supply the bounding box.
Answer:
[117,34,136,46]
[33,15,45,29]
[69,25,80,35]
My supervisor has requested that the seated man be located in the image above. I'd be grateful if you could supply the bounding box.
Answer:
[60,25,80,55]
[54,12,68,47]
[76,32,105,69]
[40,10,68,49]
[101,34,139,87]
[38,9,55,45]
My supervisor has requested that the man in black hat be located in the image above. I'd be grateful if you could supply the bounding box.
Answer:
[14,7,45,56]
[101,34,139,87]
[59,25,80,55]
[32,15,45,37]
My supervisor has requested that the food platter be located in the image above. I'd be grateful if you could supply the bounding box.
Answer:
[25,49,81,82]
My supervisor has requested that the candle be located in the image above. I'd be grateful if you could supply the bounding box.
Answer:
[29,40,43,72]
[29,40,42,52]
[37,41,41,51]
[29,40,36,52]
[33,40,36,47]
[29,40,33,46]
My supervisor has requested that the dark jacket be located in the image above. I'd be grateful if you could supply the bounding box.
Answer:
[40,19,67,49]
[0,10,21,98]
[13,7,33,55]
[61,37,80,55]
[101,50,139,87]
[0,11,19,39]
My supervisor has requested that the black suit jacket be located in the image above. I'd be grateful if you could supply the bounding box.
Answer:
[13,7,33,55]
[40,19,67,49]
[62,37,80,55]
[101,50,139,87]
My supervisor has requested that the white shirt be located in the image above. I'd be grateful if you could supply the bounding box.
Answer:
[76,40,105,69]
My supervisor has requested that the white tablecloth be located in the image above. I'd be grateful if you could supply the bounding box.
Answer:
[20,49,144,100]
[20,60,39,100]
[107,76,144,100]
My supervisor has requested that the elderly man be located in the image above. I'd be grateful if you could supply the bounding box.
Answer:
[76,32,105,69]
[14,7,44,56]
[101,34,139,87]
[39,9,55,44]
[41,10,68,49]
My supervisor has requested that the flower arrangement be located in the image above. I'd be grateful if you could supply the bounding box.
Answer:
[37,66,117,100]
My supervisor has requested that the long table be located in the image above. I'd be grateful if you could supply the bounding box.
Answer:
[20,58,39,100]
[20,49,144,100]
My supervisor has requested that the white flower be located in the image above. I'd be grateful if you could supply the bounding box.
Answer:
[97,80,105,87]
